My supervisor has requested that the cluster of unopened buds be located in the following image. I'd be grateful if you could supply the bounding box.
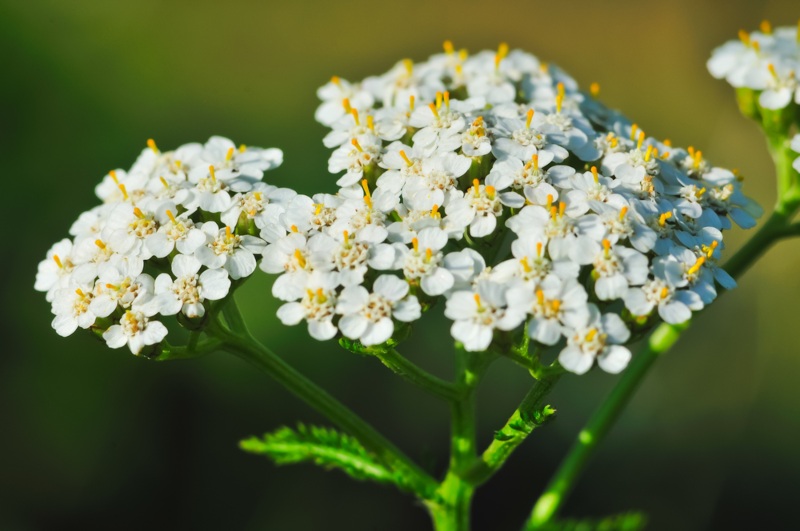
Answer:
[37,39,762,375]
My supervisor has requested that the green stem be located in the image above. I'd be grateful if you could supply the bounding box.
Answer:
[463,374,560,486]
[370,348,462,402]
[527,323,687,528]
[206,309,439,502]
[526,204,796,528]
[429,347,494,530]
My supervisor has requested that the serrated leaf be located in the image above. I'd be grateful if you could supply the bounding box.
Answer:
[241,424,412,492]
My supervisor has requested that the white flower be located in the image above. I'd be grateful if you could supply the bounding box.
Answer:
[506,276,589,346]
[35,238,76,302]
[336,275,421,346]
[558,305,631,375]
[398,227,453,295]
[154,255,231,318]
[445,280,526,352]
[590,239,649,300]
[103,309,168,355]
[146,208,206,258]
[277,272,340,341]
[195,222,266,280]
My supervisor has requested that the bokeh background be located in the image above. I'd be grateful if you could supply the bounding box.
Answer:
[2,1,799,529]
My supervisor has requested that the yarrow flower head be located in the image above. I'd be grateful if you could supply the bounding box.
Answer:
[38,41,761,378]
[708,20,800,112]
[35,136,286,355]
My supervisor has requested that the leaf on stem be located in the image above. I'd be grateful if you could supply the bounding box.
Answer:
[240,424,414,493]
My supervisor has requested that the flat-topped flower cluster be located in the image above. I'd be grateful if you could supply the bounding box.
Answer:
[35,137,289,354]
[708,20,800,110]
[37,42,760,375]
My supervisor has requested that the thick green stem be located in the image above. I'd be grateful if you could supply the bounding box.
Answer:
[525,203,797,527]
[429,347,494,530]
[207,312,439,501]
[463,374,560,486]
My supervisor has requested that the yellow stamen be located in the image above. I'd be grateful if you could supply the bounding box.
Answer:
[658,211,672,227]
[431,204,441,218]
[555,82,564,114]
[293,249,306,268]
[108,170,118,184]
[435,91,443,110]
[536,242,543,257]
[75,288,86,297]
[443,91,450,109]
[399,150,413,167]
[495,42,509,69]
[225,147,235,162]
[591,166,599,183]
[738,29,750,45]
[526,108,534,129]
[95,239,106,249]
[225,225,232,239]
[705,240,719,258]
[239,144,247,153]
[536,289,544,305]
[409,95,415,112]
[472,178,480,195]
[118,183,129,200]
[331,75,341,85]
[589,82,600,97]
[619,206,628,220]
[485,185,496,198]
[551,300,561,313]
[403,58,413,76]
[208,165,217,182]
[663,139,672,147]
[546,194,554,210]
[637,130,645,150]
[558,201,566,218]
[166,209,176,223]
[342,98,351,112]
[366,115,374,132]
[629,124,638,141]
[661,151,671,159]
[644,145,653,162]
[343,230,349,242]
[290,225,298,233]
[752,40,761,53]
[351,138,363,152]
[697,187,706,197]
[688,256,706,275]
[412,237,419,252]
[520,257,532,273]
[760,19,772,35]
[429,102,439,119]
[316,288,326,303]
[147,138,158,153]
[361,179,372,207]
[133,207,145,219]
[768,63,778,79]
[474,293,482,307]
[550,205,558,218]
[425,248,432,261]
[540,62,549,73]
[351,108,360,125]
[531,154,539,171]
[314,203,323,215]
[602,238,611,256]
[443,40,454,54]
[585,329,597,342]
[160,176,169,188]
[53,255,63,268]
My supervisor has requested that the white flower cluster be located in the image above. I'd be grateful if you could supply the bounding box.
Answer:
[708,20,800,110]
[279,41,759,375]
[35,136,289,354]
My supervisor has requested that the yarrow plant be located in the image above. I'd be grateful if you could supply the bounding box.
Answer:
[36,20,800,530]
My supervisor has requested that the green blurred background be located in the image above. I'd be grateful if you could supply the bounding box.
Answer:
[2,1,799,529]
